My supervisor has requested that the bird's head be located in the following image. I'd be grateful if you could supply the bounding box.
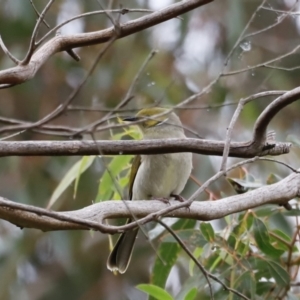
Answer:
[123,107,184,139]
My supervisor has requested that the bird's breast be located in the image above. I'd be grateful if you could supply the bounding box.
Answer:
[132,152,192,200]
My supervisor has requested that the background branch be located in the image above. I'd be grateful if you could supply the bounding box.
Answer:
[0,0,212,87]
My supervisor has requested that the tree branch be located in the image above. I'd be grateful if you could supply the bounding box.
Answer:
[0,0,212,87]
[0,138,291,157]
[0,170,298,233]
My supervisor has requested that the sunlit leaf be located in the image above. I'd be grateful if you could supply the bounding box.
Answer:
[189,247,202,276]
[137,284,173,300]
[183,287,197,300]
[96,155,132,201]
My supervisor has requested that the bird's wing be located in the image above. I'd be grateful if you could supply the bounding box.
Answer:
[128,155,141,200]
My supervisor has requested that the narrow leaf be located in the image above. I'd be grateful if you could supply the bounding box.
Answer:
[137,284,173,300]
[183,287,197,300]
[74,156,95,198]
[48,156,95,208]
[200,222,214,242]
[267,261,290,287]
[96,155,132,201]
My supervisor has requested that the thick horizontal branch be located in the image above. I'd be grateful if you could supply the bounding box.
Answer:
[0,138,291,157]
[0,0,212,87]
[0,170,298,233]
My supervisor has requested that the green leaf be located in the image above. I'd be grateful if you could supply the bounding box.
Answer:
[189,247,202,276]
[200,222,214,242]
[245,211,254,230]
[175,273,208,300]
[254,205,277,217]
[48,156,95,208]
[74,156,95,199]
[256,281,275,296]
[161,229,207,248]
[284,209,300,216]
[137,284,173,300]
[253,218,284,258]
[151,242,180,292]
[96,155,132,201]
[232,220,246,237]
[234,270,256,299]
[150,219,196,300]
[267,260,290,287]
[111,128,140,140]
[183,287,197,300]
[270,229,291,252]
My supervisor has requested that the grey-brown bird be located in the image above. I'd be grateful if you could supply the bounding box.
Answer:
[107,107,193,273]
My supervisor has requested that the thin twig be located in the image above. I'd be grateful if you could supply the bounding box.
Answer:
[257,157,298,173]
[125,49,158,101]
[222,45,300,77]
[263,65,300,72]
[223,0,267,67]
[243,1,298,39]
[0,35,20,64]
[29,0,51,28]
[71,49,158,137]
[0,0,213,87]
[0,37,117,136]
[21,0,55,65]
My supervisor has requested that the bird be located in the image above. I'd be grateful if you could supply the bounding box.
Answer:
[107,107,193,274]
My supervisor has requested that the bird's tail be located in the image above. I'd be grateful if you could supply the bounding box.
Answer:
[107,224,138,274]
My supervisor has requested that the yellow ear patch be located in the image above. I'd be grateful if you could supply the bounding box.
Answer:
[136,107,169,128]
[143,119,161,128]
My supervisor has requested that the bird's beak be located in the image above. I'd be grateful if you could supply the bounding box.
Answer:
[122,116,139,122]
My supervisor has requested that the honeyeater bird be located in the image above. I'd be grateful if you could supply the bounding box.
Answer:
[107,107,193,274]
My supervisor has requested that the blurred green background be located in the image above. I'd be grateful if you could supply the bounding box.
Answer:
[0,0,300,299]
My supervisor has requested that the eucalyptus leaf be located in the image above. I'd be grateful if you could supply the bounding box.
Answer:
[253,218,284,258]
[48,156,95,208]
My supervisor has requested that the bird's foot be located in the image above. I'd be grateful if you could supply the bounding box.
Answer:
[171,194,191,211]
[171,194,186,202]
